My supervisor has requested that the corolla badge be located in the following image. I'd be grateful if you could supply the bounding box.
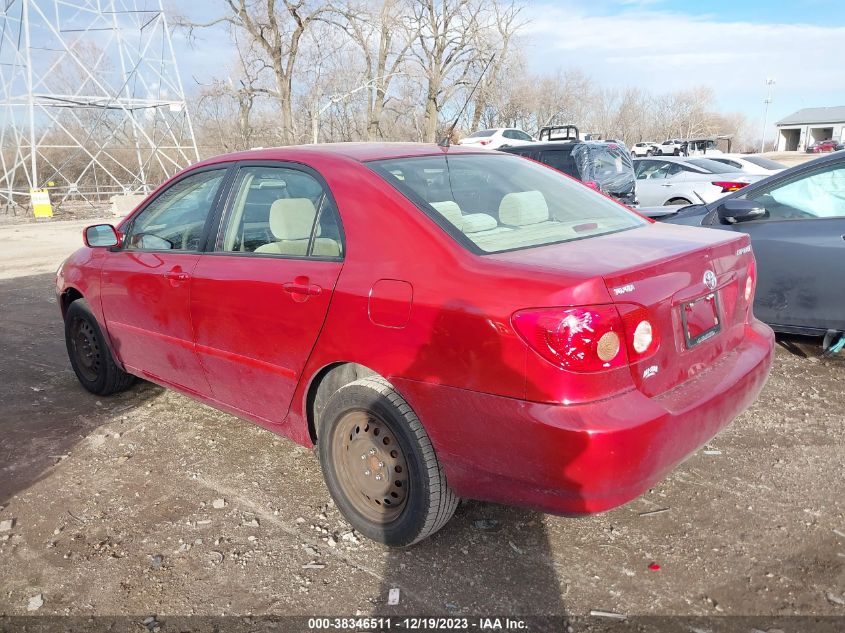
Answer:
[703,270,717,291]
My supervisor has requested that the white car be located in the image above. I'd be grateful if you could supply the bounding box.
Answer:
[656,139,685,155]
[633,156,764,207]
[458,128,535,149]
[704,154,787,176]
[631,142,659,157]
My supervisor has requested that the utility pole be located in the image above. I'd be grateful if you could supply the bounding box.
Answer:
[759,78,775,153]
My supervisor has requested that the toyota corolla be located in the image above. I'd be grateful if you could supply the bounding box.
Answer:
[57,143,774,546]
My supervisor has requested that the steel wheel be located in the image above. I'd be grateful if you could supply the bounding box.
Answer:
[332,410,409,523]
[70,316,102,382]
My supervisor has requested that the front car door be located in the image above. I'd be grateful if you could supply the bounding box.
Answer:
[714,161,845,333]
[633,159,683,205]
[190,163,344,424]
[100,167,229,395]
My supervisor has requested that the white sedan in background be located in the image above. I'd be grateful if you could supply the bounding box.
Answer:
[633,156,764,207]
[704,154,787,176]
[458,128,535,149]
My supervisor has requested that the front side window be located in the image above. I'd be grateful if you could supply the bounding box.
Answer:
[218,165,342,258]
[743,164,845,220]
[513,130,533,141]
[369,154,645,254]
[636,160,678,179]
[124,169,225,251]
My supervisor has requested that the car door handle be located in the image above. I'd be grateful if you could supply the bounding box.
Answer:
[283,280,322,296]
[163,270,190,281]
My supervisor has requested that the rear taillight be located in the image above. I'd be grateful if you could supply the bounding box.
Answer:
[478,139,491,145]
[712,181,748,193]
[745,259,756,304]
[513,304,661,372]
[617,304,660,361]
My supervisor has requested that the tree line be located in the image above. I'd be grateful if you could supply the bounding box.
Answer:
[183,0,752,155]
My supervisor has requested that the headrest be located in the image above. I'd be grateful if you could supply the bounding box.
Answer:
[269,198,317,240]
[430,200,463,226]
[498,191,549,226]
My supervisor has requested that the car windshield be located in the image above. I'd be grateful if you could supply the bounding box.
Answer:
[742,155,787,170]
[467,129,495,138]
[687,158,742,174]
[368,153,645,254]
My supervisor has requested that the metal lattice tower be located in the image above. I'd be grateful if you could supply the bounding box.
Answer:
[0,0,199,209]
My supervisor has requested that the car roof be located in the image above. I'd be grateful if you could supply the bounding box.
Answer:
[190,142,489,168]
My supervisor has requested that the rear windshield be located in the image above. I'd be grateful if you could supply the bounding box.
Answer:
[687,158,741,173]
[467,129,495,138]
[368,153,645,254]
[743,155,786,170]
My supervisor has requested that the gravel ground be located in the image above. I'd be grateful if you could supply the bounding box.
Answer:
[0,220,843,631]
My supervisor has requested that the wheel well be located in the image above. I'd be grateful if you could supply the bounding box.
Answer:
[667,197,692,205]
[60,287,83,318]
[306,362,379,444]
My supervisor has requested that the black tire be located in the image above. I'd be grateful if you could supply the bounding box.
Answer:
[65,299,135,396]
[317,376,458,547]
[666,197,692,206]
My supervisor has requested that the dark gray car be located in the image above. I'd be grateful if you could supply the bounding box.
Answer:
[664,151,845,348]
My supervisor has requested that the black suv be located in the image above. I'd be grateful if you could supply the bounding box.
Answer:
[501,127,637,206]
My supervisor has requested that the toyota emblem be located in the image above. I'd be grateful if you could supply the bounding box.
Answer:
[703,270,717,290]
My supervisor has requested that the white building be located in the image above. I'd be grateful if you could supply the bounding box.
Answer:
[776,106,845,151]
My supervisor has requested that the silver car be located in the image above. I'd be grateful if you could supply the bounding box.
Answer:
[633,156,765,207]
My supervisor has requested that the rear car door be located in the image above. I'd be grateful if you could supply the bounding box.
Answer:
[190,163,344,423]
[100,167,229,395]
[715,161,845,332]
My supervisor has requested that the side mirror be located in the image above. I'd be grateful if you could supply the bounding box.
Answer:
[717,199,766,224]
[83,224,120,248]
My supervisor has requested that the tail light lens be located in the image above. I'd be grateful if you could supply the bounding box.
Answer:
[478,139,491,146]
[712,181,749,193]
[513,304,661,373]
[745,259,756,305]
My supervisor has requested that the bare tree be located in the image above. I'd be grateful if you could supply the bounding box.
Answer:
[411,0,487,142]
[338,0,419,140]
[467,0,525,131]
[181,0,337,144]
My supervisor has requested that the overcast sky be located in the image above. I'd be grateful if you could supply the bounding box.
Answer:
[170,0,845,136]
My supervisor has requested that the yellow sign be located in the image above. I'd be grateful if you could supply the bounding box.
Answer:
[30,189,53,218]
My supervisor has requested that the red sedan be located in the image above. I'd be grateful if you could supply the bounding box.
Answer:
[806,139,838,153]
[57,144,774,546]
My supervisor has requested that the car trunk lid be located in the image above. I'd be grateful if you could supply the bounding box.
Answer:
[488,222,754,397]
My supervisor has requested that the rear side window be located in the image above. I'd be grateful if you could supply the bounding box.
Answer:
[538,150,578,178]
[369,154,645,254]
[743,156,787,170]
[218,166,342,258]
[687,158,740,173]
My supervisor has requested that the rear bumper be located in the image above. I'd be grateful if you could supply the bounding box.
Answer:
[393,320,774,515]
